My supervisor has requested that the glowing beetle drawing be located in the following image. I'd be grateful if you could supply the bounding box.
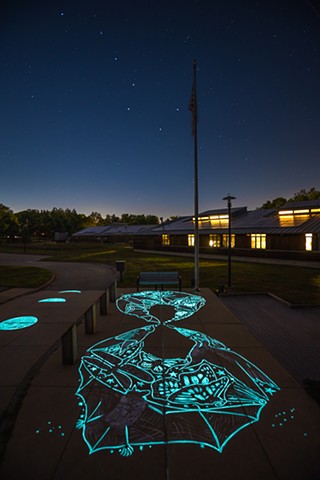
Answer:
[76,291,279,456]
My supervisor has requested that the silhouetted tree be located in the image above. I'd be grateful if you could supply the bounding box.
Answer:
[0,204,19,240]
[289,187,320,202]
[260,197,287,209]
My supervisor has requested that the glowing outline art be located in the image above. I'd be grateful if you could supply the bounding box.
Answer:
[76,291,280,456]
[0,315,38,330]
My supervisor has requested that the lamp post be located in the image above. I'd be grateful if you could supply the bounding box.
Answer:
[223,194,236,288]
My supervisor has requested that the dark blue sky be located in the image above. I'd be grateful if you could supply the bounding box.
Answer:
[1,0,319,218]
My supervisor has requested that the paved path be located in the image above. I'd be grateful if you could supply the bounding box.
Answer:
[220,293,320,384]
[0,253,118,291]
[0,287,319,479]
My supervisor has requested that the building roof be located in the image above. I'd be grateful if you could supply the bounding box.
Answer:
[72,224,156,237]
[280,200,320,210]
[147,200,320,235]
[72,200,320,238]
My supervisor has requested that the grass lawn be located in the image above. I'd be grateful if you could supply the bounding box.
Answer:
[0,265,53,288]
[1,242,320,304]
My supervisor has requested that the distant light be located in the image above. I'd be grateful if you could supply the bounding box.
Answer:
[0,316,38,331]
[38,298,66,303]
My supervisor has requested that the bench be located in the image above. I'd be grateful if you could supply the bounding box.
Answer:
[137,271,182,292]
[0,282,117,369]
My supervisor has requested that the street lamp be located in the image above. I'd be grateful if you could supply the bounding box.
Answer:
[223,194,236,288]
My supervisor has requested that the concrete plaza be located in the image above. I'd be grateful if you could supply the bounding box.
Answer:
[0,283,319,480]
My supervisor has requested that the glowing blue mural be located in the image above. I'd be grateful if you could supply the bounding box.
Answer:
[76,291,279,456]
[0,315,38,330]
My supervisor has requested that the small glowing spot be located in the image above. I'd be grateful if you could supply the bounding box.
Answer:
[59,290,81,294]
[127,107,130,111]
[304,433,308,437]
[114,57,118,61]
[38,298,66,303]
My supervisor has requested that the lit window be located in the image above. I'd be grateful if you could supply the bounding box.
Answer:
[222,234,235,248]
[196,214,229,228]
[251,234,266,249]
[209,234,221,247]
[305,233,312,251]
[162,234,170,246]
[188,234,195,247]
[278,209,310,227]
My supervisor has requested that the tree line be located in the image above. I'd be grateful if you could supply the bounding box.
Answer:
[0,204,160,242]
[1,188,319,242]
[259,187,320,209]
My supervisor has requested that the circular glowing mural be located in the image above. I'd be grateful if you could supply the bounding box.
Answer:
[0,315,38,331]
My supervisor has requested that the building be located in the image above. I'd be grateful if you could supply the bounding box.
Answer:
[71,200,320,261]
[71,223,156,243]
[132,200,320,260]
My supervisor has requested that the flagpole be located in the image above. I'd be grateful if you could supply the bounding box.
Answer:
[192,59,200,291]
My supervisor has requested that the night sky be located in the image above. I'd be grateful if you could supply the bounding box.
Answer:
[1,0,319,219]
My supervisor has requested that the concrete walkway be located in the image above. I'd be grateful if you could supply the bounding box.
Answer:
[220,293,320,384]
[0,253,118,294]
[0,287,319,480]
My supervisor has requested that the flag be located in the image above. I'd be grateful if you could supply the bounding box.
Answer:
[189,80,197,136]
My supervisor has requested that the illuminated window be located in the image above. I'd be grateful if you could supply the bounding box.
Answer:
[305,233,312,251]
[188,234,195,246]
[222,234,235,248]
[196,214,229,228]
[251,234,266,249]
[162,234,170,246]
[209,234,221,247]
[278,209,312,227]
